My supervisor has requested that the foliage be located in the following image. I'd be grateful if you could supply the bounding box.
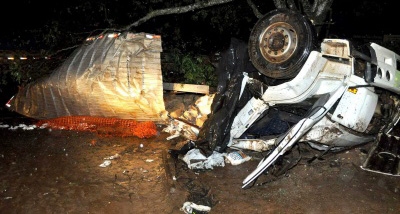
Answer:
[0,53,68,89]
[0,10,83,88]
[181,54,217,86]
[162,50,218,87]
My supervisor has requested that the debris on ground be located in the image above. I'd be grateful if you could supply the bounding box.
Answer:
[181,148,225,170]
[162,94,214,140]
[180,201,211,214]
[229,138,275,152]
[0,123,37,130]
[162,118,199,140]
[104,153,121,160]
[99,160,112,167]
[224,150,252,165]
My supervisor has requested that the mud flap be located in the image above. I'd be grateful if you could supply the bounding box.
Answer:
[361,133,400,176]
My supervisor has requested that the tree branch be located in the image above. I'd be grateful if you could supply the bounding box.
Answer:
[312,0,334,20]
[273,0,286,9]
[122,0,235,31]
[246,0,263,19]
[299,0,312,14]
[286,0,298,11]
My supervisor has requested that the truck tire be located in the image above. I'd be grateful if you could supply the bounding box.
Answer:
[248,9,317,79]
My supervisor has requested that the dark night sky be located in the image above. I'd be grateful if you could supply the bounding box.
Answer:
[330,0,399,37]
[2,1,55,31]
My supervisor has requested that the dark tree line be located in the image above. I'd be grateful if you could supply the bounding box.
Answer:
[1,0,334,53]
[1,0,397,92]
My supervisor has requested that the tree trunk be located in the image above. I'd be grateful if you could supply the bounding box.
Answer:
[272,0,334,37]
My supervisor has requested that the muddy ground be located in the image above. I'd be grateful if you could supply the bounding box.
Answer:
[0,93,399,214]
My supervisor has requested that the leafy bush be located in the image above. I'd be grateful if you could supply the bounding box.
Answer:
[161,50,218,87]
[0,56,64,88]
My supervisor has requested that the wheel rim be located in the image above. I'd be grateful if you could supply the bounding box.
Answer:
[258,22,298,64]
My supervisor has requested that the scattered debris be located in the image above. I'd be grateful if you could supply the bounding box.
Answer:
[0,123,37,130]
[180,201,211,214]
[224,150,252,165]
[162,94,214,140]
[163,118,199,140]
[181,148,225,170]
[99,160,112,167]
[229,138,275,152]
[104,154,120,160]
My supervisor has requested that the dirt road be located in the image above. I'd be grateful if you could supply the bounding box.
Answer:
[0,118,399,214]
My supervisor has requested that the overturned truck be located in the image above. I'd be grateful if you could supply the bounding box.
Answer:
[6,8,400,188]
[196,9,400,188]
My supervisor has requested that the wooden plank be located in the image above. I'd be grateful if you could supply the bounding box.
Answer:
[163,83,209,94]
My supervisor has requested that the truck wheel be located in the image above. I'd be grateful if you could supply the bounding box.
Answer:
[248,9,317,79]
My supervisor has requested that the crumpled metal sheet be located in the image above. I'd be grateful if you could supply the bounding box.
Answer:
[8,32,166,121]
[361,133,400,176]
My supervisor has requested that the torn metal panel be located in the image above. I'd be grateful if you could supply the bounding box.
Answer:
[229,138,275,152]
[8,32,166,122]
[361,133,400,176]
[300,116,375,148]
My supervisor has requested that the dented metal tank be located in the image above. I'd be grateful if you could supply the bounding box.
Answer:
[7,32,166,122]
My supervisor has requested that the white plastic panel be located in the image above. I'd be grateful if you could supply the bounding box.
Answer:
[261,51,328,104]
[331,87,378,132]
[370,43,400,94]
